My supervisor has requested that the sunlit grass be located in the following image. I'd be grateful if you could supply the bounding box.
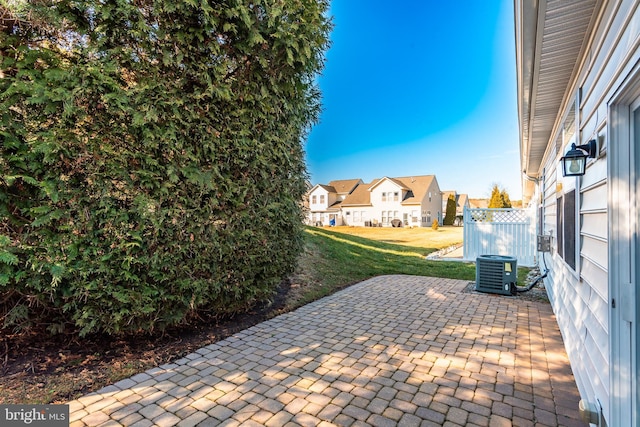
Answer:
[304,228,426,258]
[286,227,475,310]
[325,225,464,249]
[285,226,530,311]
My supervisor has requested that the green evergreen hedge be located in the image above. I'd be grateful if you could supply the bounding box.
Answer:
[0,1,331,336]
[443,195,456,226]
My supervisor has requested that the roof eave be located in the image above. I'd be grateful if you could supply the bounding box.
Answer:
[515,0,601,198]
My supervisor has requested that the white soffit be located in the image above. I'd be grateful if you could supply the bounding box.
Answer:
[518,0,598,177]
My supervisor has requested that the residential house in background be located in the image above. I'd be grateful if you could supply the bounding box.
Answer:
[307,175,442,227]
[442,191,470,225]
[307,179,362,226]
[468,198,489,209]
[516,1,640,425]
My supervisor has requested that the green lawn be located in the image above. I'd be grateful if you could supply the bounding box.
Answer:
[286,226,529,310]
[303,226,473,284]
[322,225,464,249]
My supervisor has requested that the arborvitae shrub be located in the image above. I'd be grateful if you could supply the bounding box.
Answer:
[0,1,331,336]
[443,195,456,226]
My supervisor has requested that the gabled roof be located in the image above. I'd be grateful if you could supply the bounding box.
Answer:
[442,191,457,202]
[340,182,374,207]
[369,177,410,192]
[318,184,335,192]
[308,183,336,195]
[341,175,437,206]
[327,179,362,195]
[394,175,436,205]
[442,191,469,209]
[469,198,488,209]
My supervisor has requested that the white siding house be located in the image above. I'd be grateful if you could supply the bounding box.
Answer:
[516,1,640,425]
[307,175,442,228]
[306,179,362,226]
[341,175,442,227]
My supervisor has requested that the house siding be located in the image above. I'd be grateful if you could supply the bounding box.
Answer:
[338,176,442,228]
[525,1,640,424]
[307,186,341,226]
[421,179,442,227]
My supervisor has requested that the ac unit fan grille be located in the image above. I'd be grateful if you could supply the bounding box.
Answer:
[475,255,517,295]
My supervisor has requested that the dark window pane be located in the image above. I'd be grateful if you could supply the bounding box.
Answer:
[557,197,563,260]
[564,190,576,269]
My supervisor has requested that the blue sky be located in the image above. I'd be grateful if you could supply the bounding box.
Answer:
[305,1,521,200]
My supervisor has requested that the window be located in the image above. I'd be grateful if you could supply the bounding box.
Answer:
[320,195,325,204]
[539,169,546,234]
[556,190,576,270]
[412,210,418,223]
[427,211,431,223]
[393,211,399,219]
[393,192,399,201]
[429,192,432,202]
[312,195,317,204]
[381,192,387,202]
[381,211,387,224]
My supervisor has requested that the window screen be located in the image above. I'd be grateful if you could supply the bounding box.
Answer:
[563,190,576,269]
[556,190,576,270]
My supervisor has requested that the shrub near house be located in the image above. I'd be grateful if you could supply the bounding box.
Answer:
[0,1,331,335]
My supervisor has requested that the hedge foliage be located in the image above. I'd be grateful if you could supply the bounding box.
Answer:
[0,0,331,336]
[443,195,456,226]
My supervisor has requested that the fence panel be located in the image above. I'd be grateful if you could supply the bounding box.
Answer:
[463,207,537,266]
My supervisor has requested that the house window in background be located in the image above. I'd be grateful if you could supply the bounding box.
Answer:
[381,192,387,202]
[312,195,317,204]
[412,210,418,223]
[427,211,431,223]
[320,195,325,204]
[381,211,387,224]
[393,192,399,201]
[429,192,432,202]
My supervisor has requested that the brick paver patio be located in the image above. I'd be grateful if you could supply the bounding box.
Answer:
[68,275,587,426]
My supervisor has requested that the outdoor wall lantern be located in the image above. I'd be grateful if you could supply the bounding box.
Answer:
[560,139,598,177]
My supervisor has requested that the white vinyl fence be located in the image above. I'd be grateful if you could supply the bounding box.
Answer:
[463,207,537,266]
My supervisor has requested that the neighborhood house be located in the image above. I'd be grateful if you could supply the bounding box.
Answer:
[307,175,443,228]
[441,190,470,225]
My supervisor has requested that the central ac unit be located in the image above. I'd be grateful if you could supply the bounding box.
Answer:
[475,255,517,295]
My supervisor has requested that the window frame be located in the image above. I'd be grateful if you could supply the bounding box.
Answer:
[556,190,577,271]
